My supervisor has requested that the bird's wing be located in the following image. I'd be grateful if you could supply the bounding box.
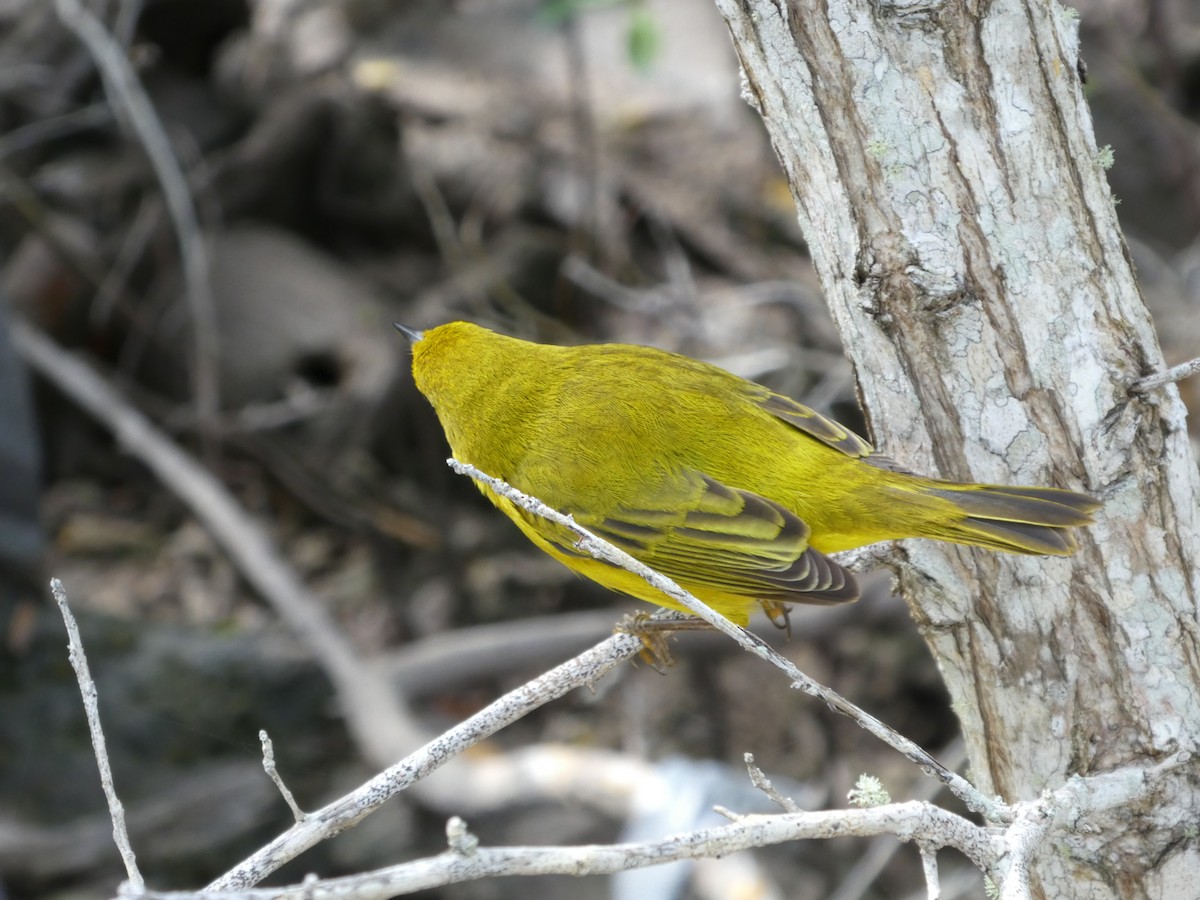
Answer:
[569,471,859,605]
[751,389,916,473]
[753,390,873,457]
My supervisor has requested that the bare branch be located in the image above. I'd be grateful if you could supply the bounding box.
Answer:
[52,0,220,435]
[50,579,144,892]
[119,802,995,900]
[1132,357,1200,393]
[447,458,1010,822]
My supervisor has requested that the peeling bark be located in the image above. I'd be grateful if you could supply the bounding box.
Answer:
[715,0,1200,895]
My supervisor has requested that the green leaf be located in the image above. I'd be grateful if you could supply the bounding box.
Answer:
[627,8,661,71]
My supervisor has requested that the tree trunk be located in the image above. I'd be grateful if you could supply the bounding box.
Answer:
[714,0,1200,896]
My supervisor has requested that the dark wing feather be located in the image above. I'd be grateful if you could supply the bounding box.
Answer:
[572,472,859,605]
[754,390,917,472]
[755,392,874,458]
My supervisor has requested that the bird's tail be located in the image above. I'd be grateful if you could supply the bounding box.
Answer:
[918,482,1100,555]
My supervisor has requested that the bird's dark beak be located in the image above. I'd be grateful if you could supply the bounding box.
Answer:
[394,323,423,344]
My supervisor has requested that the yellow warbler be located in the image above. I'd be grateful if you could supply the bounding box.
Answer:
[403,321,1098,626]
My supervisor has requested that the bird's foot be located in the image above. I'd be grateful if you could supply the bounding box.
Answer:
[615,610,712,671]
[758,600,792,638]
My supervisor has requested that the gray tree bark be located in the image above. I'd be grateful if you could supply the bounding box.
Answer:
[714,1,1200,896]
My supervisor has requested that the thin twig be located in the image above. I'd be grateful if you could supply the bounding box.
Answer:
[410,162,463,268]
[92,195,159,326]
[648,212,701,319]
[259,731,306,824]
[50,579,144,892]
[447,458,1012,824]
[1132,356,1200,392]
[561,254,674,312]
[0,102,112,159]
[919,844,941,900]
[52,0,220,439]
[563,11,601,262]
[744,752,803,813]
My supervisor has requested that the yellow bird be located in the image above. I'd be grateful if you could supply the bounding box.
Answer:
[402,322,1098,627]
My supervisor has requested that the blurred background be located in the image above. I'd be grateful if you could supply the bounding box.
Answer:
[1,1,1198,898]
